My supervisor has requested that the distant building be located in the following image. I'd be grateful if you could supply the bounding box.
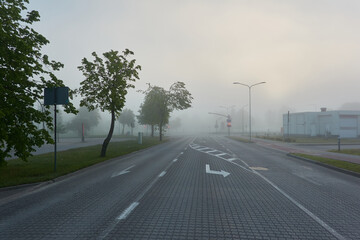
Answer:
[283,108,360,138]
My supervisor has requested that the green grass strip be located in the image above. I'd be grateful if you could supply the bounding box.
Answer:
[0,138,163,188]
[329,149,360,156]
[292,153,360,174]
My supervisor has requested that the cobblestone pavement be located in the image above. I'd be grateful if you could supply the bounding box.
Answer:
[1,136,360,239]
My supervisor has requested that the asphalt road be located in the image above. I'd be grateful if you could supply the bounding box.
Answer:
[1,136,360,239]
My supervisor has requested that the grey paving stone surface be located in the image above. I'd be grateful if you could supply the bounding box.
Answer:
[1,136,359,239]
[106,140,337,239]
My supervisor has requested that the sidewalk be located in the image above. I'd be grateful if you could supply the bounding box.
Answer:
[253,138,360,165]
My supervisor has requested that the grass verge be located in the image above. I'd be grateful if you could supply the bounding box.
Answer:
[0,137,164,188]
[292,153,360,174]
[329,149,360,156]
[258,135,360,144]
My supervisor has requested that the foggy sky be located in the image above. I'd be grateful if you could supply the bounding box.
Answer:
[28,0,360,132]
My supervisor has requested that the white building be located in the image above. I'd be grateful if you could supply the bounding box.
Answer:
[283,108,360,138]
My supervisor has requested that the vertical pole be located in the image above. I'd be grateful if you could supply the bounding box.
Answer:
[54,104,57,172]
[138,132,143,144]
[82,122,85,142]
[288,111,290,139]
[338,137,341,151]
[249,87,251,142]
[242,108,244,134]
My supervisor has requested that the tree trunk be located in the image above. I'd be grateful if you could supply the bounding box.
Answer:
[151,125,154,137]
[159,122,163,141]
[101,108,115,157]
[121,124,125,135]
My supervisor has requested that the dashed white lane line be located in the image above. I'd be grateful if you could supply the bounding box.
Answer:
[100,138,196,239]
[117,202,139,220]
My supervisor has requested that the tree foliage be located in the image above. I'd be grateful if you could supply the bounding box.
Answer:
[139,82,193,141]
[0,0,76,165]
[118,108,135,135]
[169,117,182,131]
[67,107,101,138]
[137,86,165,137]
[77,49,141,156]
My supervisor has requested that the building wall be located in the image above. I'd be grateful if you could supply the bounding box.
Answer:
[283,110,360,138]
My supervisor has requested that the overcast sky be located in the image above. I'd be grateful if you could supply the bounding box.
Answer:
[28,0,360,132]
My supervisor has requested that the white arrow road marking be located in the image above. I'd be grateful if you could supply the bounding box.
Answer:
[205,164,230,177]
[111,165,136,178]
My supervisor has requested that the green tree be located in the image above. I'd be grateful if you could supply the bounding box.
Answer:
[140,82,193,141]
[169,117,182,132]
[67,107,101,141]
[0,0,76,165]
[118,108,135,135]
[77,49,141,157]
[137,87,163,137]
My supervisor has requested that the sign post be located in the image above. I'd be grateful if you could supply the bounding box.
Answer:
[44,87,69,172]
[226,115,231,136]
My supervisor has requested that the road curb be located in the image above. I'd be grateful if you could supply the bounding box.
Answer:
[287,153,360,178]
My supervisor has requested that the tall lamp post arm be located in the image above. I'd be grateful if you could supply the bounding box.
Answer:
[233,81,266,142]
[233,82,249,88]
[250,82,266,88]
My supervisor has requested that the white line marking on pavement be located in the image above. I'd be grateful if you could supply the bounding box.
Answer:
[191,138,345,240]
[173,158,178,162]
[206,150,218,153]
[205,164,230,177]
[198,147,210,151]
[180,152,184,155]
[159,171,166,177]
[227,158,238,162]
[249,167,268,171]
[252,170,345,240]
[117,202,139,220]
[111,165,136,178]
[216,153,228,157]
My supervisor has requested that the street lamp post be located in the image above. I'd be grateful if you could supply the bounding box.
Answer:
[233,81,266,142]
